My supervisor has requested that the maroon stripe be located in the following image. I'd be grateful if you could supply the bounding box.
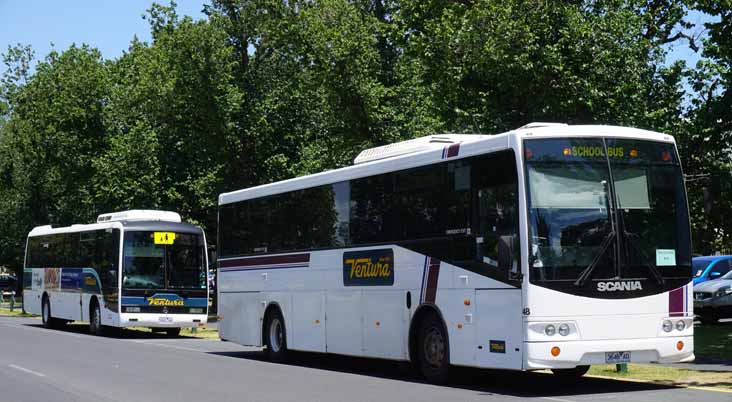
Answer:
[424,258,441,303]
[669,286,684,317]
[446,143,460,158]
[219,253,310,269]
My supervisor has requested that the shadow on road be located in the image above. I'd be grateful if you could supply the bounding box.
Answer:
[207,349,680,398]
[22,323,206,340]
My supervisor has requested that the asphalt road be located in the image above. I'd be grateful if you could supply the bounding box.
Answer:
[0,316,729,402]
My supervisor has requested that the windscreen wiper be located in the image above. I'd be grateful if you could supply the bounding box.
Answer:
[623,231,665,286]
[574,231,616,287]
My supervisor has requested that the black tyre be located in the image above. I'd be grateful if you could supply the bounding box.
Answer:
[41,297,52,329]
[552,365,590,380]
[89,301,105,336]
[417,313,450,384]
[165,328,181,337]
[263,309,288,363]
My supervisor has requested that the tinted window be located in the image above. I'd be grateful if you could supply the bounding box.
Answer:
[218,150,520,285]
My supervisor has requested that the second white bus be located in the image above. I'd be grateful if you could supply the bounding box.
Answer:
[24,210,209,336]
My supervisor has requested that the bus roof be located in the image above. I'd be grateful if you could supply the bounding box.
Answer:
[219,124,676,206]
[28,220,202,237]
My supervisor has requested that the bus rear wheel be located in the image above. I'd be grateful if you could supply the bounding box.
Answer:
[551,365,590,379]
[89,301,105,336]
[417,313,450,384]
[264,309,288,363]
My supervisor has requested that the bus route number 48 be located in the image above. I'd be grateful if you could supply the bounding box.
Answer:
[605,351,631,364]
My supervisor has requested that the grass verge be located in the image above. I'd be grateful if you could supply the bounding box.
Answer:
[588,364,732,390]
[0,307,35,317]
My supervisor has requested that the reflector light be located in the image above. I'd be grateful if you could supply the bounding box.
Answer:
[551,346,561,357]
[630,149,638,157]
[676,341,684,351]
[464,299,471,306]
[563,148,572,156]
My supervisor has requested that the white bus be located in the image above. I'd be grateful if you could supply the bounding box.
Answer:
[24,210,209,336]
[217,124,693,383]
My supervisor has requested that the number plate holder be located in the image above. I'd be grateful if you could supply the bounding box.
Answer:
[605,351,631,364]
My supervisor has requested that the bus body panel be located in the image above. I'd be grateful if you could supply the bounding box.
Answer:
[218,246,521,365]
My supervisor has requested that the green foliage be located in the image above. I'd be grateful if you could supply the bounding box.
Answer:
[0,0,731,271]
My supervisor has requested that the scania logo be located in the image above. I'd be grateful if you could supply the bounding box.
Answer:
[597,281,643,292]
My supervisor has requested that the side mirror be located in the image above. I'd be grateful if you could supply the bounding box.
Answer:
[208,246,217,268]
[710,271,722,278]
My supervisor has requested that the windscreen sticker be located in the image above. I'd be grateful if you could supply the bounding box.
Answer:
[154,232,176,245]
[656,249,676,266]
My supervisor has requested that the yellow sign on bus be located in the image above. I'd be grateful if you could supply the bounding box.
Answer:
[154,232,176,245]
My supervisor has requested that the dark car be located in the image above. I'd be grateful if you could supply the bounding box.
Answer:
[694,270,732,324]
[0,274,17,292]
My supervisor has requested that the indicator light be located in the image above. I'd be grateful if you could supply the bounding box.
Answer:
[525,148,533,159]
[563,148,572,156]
[630,149,638,157]
[662,150,671,161]
[551,346,561,357]
[676,341,684,351]
[464,299,471,306]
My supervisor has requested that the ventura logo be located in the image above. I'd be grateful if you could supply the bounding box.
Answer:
[597,281,643,292]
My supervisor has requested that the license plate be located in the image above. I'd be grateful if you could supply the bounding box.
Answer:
[158,316,173,323]
[605,351,631,363]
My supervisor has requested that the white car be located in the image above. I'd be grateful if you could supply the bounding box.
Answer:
[694,270,732,324]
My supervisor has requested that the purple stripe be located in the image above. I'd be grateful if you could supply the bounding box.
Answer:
[424,258,441,304]
[219,253,310,269]
[669,286,684,317]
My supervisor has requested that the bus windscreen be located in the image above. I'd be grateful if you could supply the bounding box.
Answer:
[123,231,206,290]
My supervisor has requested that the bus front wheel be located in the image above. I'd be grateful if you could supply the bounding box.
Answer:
[417,313,450,384]
[264,309,288,363]
[41,297,52,329]
[165,328,181,337]
[551,365,590,379]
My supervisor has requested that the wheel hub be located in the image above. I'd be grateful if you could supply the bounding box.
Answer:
[423,326,445,368]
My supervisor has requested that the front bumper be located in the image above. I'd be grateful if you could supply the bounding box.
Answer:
[525,336,694,369]
[119,313,208,328]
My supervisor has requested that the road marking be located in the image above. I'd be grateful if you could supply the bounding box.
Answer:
[540,397,576,402]
[9,364,46,377]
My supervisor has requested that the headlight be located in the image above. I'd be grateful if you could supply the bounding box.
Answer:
[662,320,673,332]
[558,323,570,336]
[545,324,556,336]
[675,320,686,331]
